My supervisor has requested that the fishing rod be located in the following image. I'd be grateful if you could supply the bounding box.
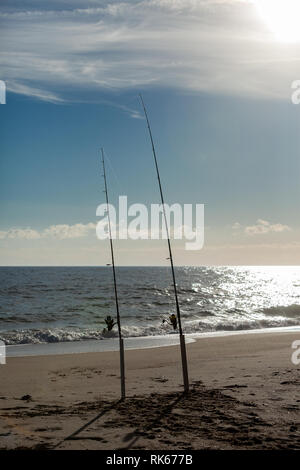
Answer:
[101,147,125,400]
[139,94,189,393]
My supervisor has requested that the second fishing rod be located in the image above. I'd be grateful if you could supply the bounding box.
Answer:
[139,94,189,393]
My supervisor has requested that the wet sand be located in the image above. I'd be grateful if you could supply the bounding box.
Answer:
[0,331,299,450]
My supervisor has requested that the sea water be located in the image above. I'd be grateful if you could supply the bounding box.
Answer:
[0,266,299,355]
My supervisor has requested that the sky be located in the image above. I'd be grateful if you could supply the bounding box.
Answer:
[0,0,300,265]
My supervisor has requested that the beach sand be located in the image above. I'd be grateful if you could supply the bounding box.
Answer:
[0,331,299,450]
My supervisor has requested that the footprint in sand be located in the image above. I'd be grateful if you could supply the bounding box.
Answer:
[34,426,62,432]
[20,394,33,402]
[151,376,168,383]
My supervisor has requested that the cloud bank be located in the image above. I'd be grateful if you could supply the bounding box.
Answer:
[0,223,97,240]
[245,219,292,235]
[232,218,292,236]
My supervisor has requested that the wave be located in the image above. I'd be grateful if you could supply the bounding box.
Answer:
[1,314,299,345]
[0,325,165,345]
[262,304,300,318]
[183,317,300,333]
[0,328,105,345]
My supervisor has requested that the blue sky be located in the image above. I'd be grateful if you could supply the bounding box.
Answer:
[1,0,300,265]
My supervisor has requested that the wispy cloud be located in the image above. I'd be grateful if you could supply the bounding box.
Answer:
[1,0,298,105]
[7,81,64,103]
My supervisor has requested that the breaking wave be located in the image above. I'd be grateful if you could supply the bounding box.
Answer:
[1,312,299,345]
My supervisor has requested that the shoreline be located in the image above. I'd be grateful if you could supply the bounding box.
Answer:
[0,329,299,449]
[5,325,300,357]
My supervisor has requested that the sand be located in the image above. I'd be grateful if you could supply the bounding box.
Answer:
[0,331,299,450]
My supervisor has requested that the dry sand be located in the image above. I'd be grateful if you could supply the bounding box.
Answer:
[0,331,299,450]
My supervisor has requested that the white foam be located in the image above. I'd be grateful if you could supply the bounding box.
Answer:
[6,334,195,357]
[6,325,300,357]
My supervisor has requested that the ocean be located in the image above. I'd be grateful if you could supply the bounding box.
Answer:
[0,266,300,353]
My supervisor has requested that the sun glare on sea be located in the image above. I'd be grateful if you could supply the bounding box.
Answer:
[254,0,300,43]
